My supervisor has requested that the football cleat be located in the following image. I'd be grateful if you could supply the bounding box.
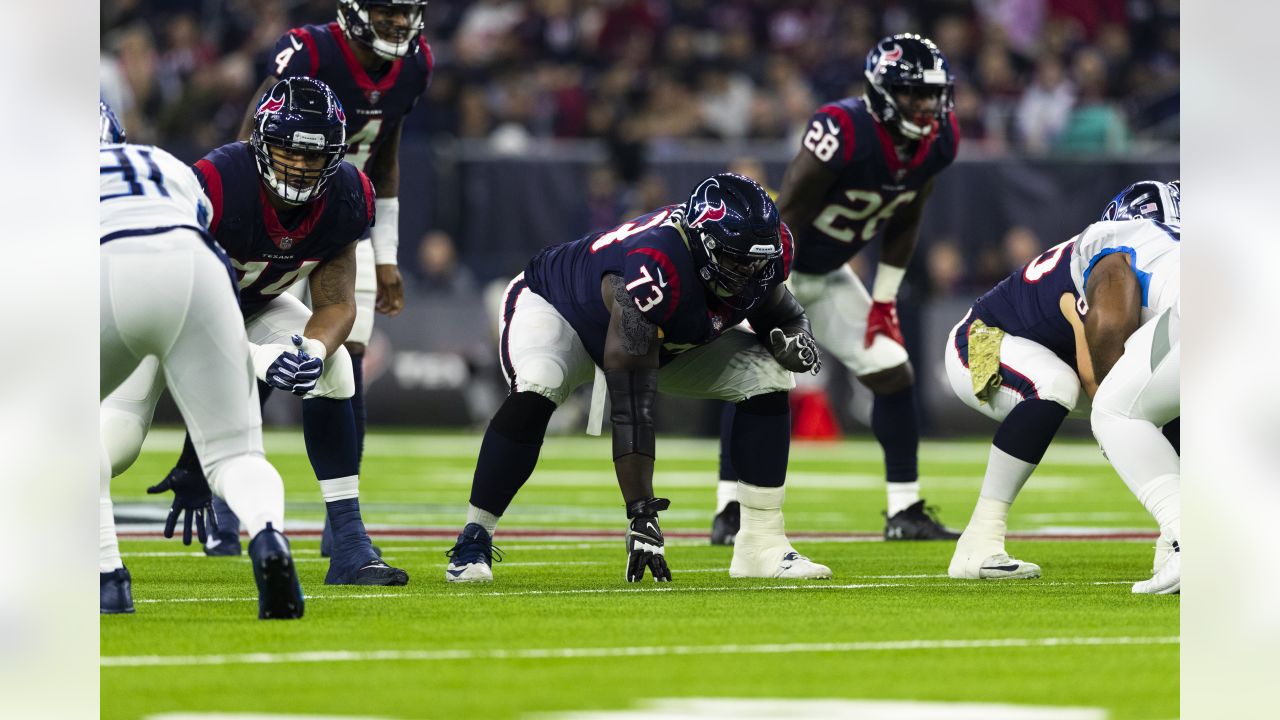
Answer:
[949,550,1041,580]
[325,534,408,586]
[100,566,135,614]
[1133,540,1179,595]
[710,501,740,546]
[248,523,304,620]
[884,499,961,540]
[445,523,502,583]
[730,534,831,579]
[203,495,242,556]
[1152,534,1175,573]
[319,516,380,558]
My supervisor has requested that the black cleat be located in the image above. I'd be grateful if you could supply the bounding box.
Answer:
[203,531,242,556]
[248,523,304,620]
[710,501,740,545]
[884,500,960,540]
[100,566,135,614]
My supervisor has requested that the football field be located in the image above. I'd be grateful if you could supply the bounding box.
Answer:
[102,430,1178,720]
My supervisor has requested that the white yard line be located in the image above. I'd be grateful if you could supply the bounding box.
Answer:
[103,635,1177,668]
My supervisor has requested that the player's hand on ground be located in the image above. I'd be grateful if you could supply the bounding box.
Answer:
[263,335,323,396]
[768,327,822,375]
[865,300,905,349]
[625,498,673,582]
[146,470,219,546]
[375,264,404,316]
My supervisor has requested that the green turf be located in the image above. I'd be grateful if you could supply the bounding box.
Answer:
[102,430,1177,720]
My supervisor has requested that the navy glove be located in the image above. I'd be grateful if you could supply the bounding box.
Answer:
[265,335,323,396]
[146,468,219,546]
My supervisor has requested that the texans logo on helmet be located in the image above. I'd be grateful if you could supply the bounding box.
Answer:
[335,104,346,123]
[688,178,727,227]
[258,95,286,115]
[874,44,903,75]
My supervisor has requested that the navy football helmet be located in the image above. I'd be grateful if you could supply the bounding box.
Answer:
[338,0,427,61]
[863,34,954,141]
[100,99,125,145]
[682,173,784,312]
[250,77,348,205]
[1100,180,1181,228]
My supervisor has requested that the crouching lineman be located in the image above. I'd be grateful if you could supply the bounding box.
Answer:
[1071,181,1181,594]
[445,173,830,582]
[99,101,303,619]
[100,78,408,586]
[944,180,1180,581]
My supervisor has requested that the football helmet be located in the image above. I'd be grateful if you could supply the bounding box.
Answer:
[100,99,126,145]
[682,172,784,313]
[250,77,348,205]
[1100,180,1180,228]
[337,0,427,61]
[863,34,954,141]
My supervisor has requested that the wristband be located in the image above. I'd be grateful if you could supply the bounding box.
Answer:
[871,262,906,303]
[371,197,400,265]
[298,336,328,362]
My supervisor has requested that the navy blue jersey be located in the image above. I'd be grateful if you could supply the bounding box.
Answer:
[193,141,376,317]
[524,206,794,367]
[270,23,432,173]
[972,239,1084,366]
[793,97,958,274]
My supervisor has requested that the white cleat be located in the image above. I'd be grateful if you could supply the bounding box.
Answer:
[444,561,493,583]
[949,550,1041,580]
[1133,541,1179,595]
[730,538,831,579]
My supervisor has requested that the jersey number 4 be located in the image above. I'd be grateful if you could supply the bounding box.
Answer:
[813,190,917,244]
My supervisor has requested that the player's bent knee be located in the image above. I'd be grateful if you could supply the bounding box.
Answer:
[310,346,355,399]
[490,391,556,443]
[515,356,571,405]
[858,361,914,395]
[344,341,366,355]
[101,408,148,477]
[1038,373,1082,413]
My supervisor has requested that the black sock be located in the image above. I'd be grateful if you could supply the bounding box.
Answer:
[302,397,360,480]
[718,401,737,481]
[872,386,919,484]
[730,392,790,488]
[349,351,366,471]
[1161,417,1180,456]
[469,392,555,516]
[992,399,1069,464]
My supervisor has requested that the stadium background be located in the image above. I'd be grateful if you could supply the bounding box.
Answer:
[99,0,1179,436]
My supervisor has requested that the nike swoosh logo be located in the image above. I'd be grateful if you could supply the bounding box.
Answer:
[645,521,658,534]
[290,35,304,51]
[653,266,668,288]
[826,118,839,135]
[982,564,1020,572]
[446,568,464,577]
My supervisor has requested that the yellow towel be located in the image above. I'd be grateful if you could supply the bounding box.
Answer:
[967,318,1005,403]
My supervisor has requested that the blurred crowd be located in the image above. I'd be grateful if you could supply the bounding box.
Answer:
[103,0,1179,162]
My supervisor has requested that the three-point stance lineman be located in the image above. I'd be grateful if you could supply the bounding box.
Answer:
[99,101,303,619]
[445,173,830,582]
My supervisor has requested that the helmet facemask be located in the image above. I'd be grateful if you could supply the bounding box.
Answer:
[1100,180,1181,229]
[688,226,780,313]
[863,34,955,141]
[338,0,426,61]
[254,140,344,205]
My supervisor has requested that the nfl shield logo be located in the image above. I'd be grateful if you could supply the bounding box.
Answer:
[279,237,293,250]
[711,315,724,333]
[367,90,381,104]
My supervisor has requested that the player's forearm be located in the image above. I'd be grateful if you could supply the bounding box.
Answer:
[303,303,356,358]
[605,367,658,505]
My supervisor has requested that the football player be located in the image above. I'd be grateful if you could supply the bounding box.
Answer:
[1070,181,1181,594]
[99,100,303,619]
[100,78,408,586]
[445,173,830,583]
[193,0,432,555]
[713,34,960,544]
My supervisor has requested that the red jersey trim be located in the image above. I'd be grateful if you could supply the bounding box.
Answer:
[357,169,376,225]
[329,22,404,100]
[193,159,223,234]
[627,247,682,322]
[257,184,328,249]
[418,37,434,74]
[947,111,961,156]
[818,104,855,164]
[779,222,794,279]
[872,117,940,176]
[293,28,320,77]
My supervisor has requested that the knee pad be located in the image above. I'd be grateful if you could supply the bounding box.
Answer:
[517,356,571,405]
[310,345,355,399]
[490,392,556,444]
[1037,370,1082,413]
[737,390,789,416]
[101,407,149,477]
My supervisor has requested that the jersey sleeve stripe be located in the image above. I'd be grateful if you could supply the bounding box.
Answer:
[627,247,681,321]
[819,104,855,163]
[948,111,961,154]
[780,221,794,278]
[296,28,319,77]
[193,159,223,234]
[357,169,377,226]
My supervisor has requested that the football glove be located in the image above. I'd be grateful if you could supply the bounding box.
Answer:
[146,468,219,546]
[625,497,672,583]
[865,300,906,349]
[263,335,323,396]
[768,327,822,375]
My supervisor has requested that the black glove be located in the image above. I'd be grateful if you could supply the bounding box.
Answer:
[625,497,672,583]
[146,468,219,545]
[768,327,822,375]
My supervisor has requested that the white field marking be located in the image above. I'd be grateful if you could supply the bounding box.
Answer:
[138,429,1112,466]
[1021,512,1152,522]
[145,714,396,720]
[103,635,1178,668]
[544,697,1109,720]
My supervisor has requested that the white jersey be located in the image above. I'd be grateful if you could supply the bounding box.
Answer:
[100,143,212,240]
[1070,219,1180,324]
